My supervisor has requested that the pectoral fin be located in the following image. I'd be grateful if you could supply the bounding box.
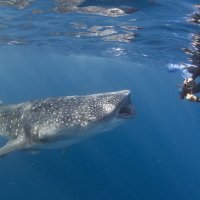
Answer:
[0,136,27,157]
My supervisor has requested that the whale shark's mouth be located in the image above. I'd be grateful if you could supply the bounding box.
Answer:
[118,105,135,118]
[116,90,135,119]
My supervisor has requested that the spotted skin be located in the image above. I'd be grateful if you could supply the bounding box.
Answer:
[0,90,134,157]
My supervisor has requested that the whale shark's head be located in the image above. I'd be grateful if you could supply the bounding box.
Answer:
[64,90,135,137]
[80,90,135,127]
[113,90,135,119]
[100,90,135,120]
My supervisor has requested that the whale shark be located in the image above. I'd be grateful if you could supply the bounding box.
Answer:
[0,90,134,157]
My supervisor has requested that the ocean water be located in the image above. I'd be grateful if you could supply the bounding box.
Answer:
[0,0,200,200]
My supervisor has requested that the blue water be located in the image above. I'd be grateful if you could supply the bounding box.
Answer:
[0,0,200,199]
